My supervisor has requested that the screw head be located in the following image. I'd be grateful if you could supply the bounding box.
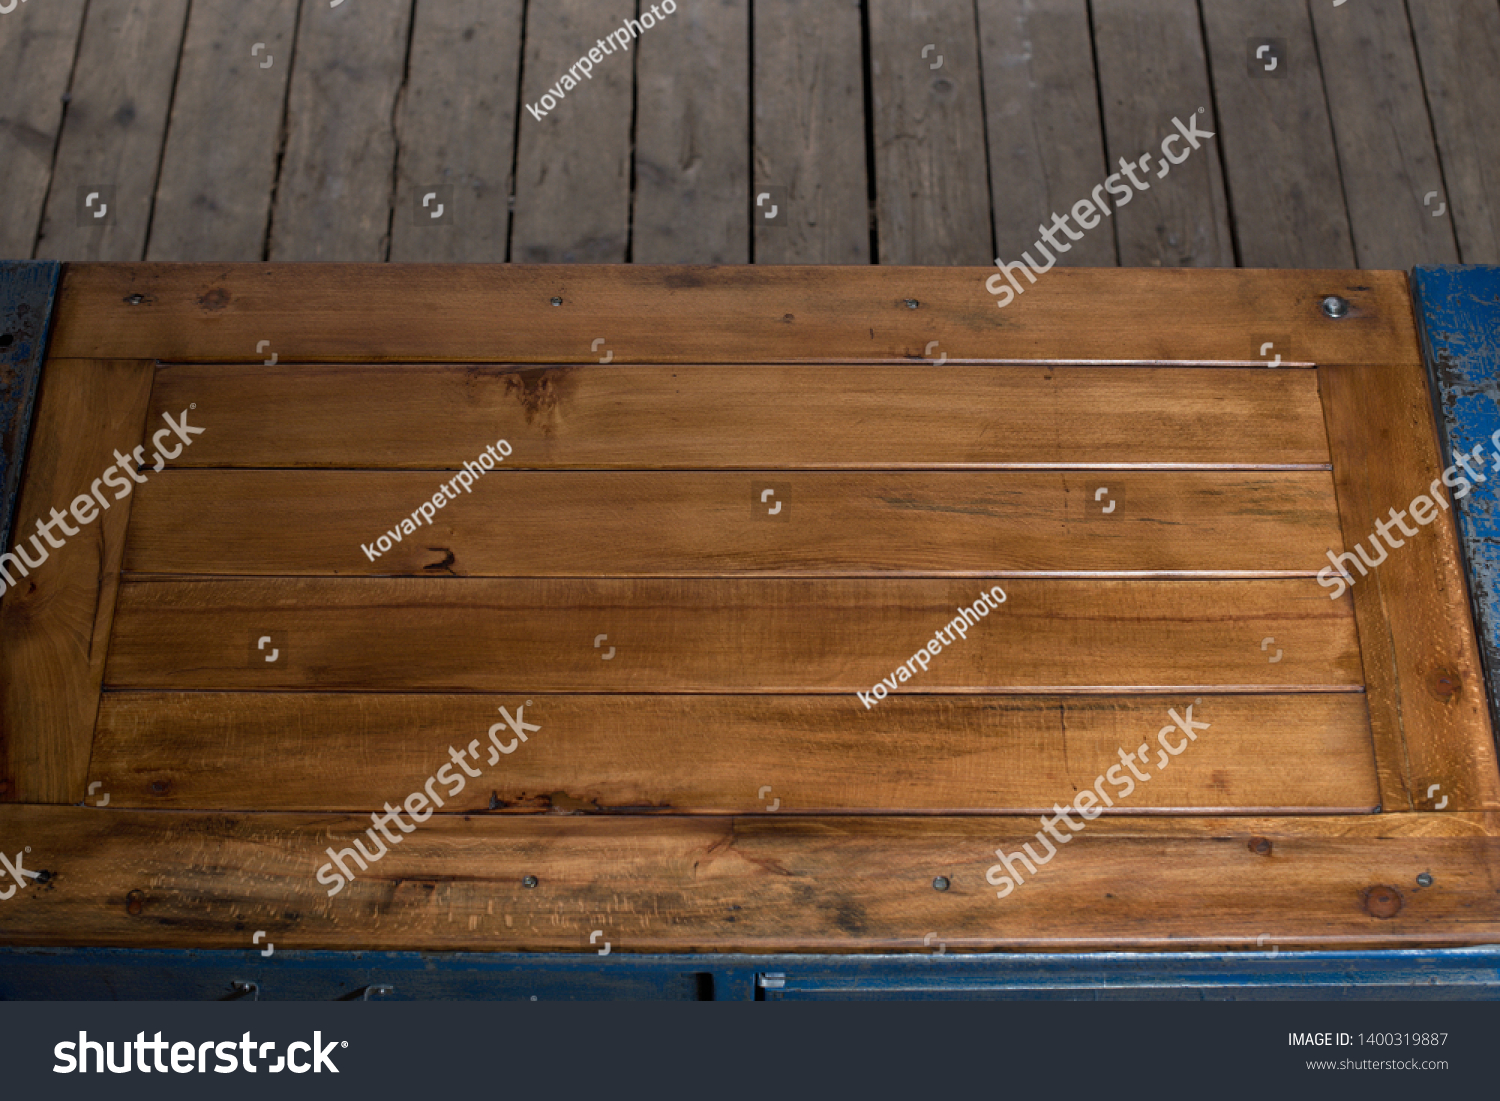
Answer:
[522,874,539,888]
[904,299,919,309]
[550,297,563,306]
[1320,295,1350,319]
[932,876,950,891]
[1417,872,1433,887]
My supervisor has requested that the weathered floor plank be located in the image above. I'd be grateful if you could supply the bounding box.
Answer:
[267,0,412,261]
[510,0,637,263]
[124,470,1344,576]
[751,0,870,263]
[1199,0,1355,269]
[632,0,750,263]
[33,0,191,262]
[1089,0,1233,267]
[389,0,526,263]
[867,0,993,264]
[149,364,1333,468]
[1310,0,1459,269]
[976,0,1116,268]
[1,806,1492,952]
[90,692,1379,813]
[103,577,1363,691]
[0,0,88,260]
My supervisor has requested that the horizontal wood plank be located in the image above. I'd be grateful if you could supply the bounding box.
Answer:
[149,365,1332,468]
[90,692,1379,813]
[124,470,1344,576]
[50,264,1421,366]
[103,578,1364,691]
[1,806,1492,952]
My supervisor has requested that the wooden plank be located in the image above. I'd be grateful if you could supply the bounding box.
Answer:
[1088,0,1233,268]
[1319,359,1500,813]
[90,692,1379,813]
[48,264,1423,367]
[632,0,749,263]
[2,806,1493,952]
[145,0,300,261]
[147,365,1333,469]
[103,577,1363,691]
[867,0,992,264]
[0,262,60,552]
[266,0,412,261]
[124,470,1345,576]
[1407,0,1500,265]
[751,0,870,263]
[510,0,636,263]
[0,0,88,259]
[0,360,155,804]
[389,0,526,263]
[1310,0,1459,269]
[33,0,191,262]
[974,0,1116,268]
[1198,0,1355,269]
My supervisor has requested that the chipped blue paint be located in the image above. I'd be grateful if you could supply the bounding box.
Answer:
[0,261,61,554]
[1414,266,1500,739]
[2,946,1498,1000]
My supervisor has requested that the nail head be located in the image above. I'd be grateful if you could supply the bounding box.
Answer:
[1320,295,1350,319]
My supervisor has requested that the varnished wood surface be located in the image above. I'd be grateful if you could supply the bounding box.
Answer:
[90,692,1380,814]
[1,806,1492,953]
[124,470,1343,576]
[50,265,1421,366]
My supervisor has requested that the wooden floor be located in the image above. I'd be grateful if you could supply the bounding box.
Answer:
[2,0,1498,268]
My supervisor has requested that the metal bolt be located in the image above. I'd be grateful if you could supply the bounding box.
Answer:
[522,874,539,888]
[905,299,919,309]
[1417,872,1433,888]
[932,876,950,891]
[1320,295,1350,319]
[550,297,563,306]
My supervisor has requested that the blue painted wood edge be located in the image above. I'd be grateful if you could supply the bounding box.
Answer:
[2,946,1498,1000]
[0,261,61,555]
[1413,265,1500,740]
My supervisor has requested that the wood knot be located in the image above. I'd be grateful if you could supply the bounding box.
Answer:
[1247,836,1273,856]
[1431,670,1460,700]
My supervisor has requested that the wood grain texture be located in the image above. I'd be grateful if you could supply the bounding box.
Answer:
[0,360,155,804]
[33,0,191,262]
[2,806,1492,952]
[123,470,1345,576]
[1198,0,1355,269]
[145,0,300,261]
[1407,0,1500,265]
[388,0,525,262]
[632,0,749,264]
[1310,0,1459,269]
[975,0,1116,268]
[1089,0,1233,267]
[1319,360,1500,812]
[267,0,411,261]
[90,692,1379,813]
[867,0,993,264]
[751,0,870,263]
[48,264,1423,366]
[0,0,88,259]
[103,577,1363,692]
[510,0,636,263]
[148,364,1333,468]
